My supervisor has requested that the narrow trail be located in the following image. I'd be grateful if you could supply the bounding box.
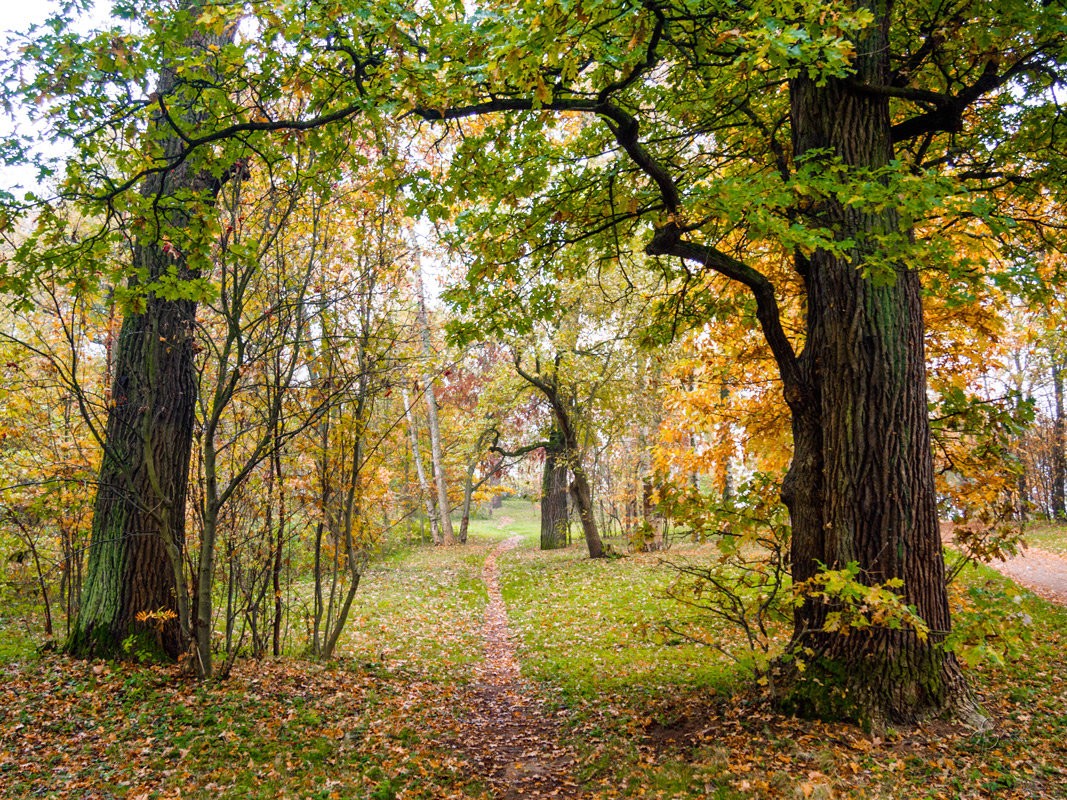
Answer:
[455,535,581,799]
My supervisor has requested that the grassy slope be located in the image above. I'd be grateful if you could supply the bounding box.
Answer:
[1020,521,1067,557]
[492,502,1067,800]
[0,500,1065,799]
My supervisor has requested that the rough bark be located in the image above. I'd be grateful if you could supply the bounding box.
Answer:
[1052,353,1065,519]
[512,356,605,558]
[66,6,234,662]
[68,286,199,660]
[540,426,569,550]
[634,2,981,727]
[773,9,981,726]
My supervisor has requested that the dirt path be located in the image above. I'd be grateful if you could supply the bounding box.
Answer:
[453,536,580,799]
[941,522,1067,605]
[986,546,1067,605]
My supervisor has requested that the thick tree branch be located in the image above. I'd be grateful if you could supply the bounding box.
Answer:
[644,222,804,405]
[94,102,366,204]
[414,97,682,215]
[595,3,665,105]
[489,436,551,459]
[886,59,1020,143]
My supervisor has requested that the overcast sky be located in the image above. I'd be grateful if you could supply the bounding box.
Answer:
[2,3,51,35]
[1,1,95,196]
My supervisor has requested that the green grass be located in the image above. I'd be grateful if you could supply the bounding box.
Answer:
[2,501,1067,799]
[497,542,743,698]
[1021,520,1067,556]
[478,496,542,542]
[332,532,502,682]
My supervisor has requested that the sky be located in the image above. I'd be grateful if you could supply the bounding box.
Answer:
[1,2,62,195]
[1,2,52,36]
[1,1,113,196]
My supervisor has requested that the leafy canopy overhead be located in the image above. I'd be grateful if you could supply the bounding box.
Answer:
[0,0,1063,337]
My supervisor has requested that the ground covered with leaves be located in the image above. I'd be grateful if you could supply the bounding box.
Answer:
[2,502,1067,799]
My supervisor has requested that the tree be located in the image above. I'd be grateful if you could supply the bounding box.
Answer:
[414,268,456,545]
[407,0,1065,724]
[64,9,238,660]
[539,424,569,550]
[305,194,412,659]
[0,281,105,639]
[512,352,606,558]
[5,0,1064,723]
[190,159,331,677]
[438,342,537,541]
[1,0,372,662]
[402,386,443,544]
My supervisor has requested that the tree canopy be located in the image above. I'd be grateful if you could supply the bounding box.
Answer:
[1,0,1065,726]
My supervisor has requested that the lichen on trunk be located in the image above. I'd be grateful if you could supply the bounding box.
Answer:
[67,3,235,663]
[773,16,984,726]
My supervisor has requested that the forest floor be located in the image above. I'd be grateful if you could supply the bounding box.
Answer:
[447,533,580,798]
[1,502,1067,798]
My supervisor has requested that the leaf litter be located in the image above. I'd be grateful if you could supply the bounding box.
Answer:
[444,536,580,799]
[2,518,1067,799]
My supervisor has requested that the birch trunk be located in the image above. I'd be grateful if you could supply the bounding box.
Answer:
[416,269,455,545]
[403,389,441,544]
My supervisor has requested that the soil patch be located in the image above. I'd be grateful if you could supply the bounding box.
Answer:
[941,522,1067,604]
[452,536,581,799]
[985,547,1067,604]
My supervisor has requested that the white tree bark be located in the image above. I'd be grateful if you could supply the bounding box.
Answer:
[402,388,441,545]
[416,269,455,545]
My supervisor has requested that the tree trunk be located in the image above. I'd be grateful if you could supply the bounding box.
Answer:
[637,357,665,550]
[557,411,604,558]
[402,389,441,544]
[67,7,233,661]
[416,270,455,544]
[1009,354,1032,520]
[568,468,603,558]
[271,432,285,657]
[423,377,455,544]
[717,382,733,502]
[1051,353,1065,519]
[458,460,475,544]
[68,289,200,660]
[776,13,981,726]
[512,356,606,558]
[540,426,569,550]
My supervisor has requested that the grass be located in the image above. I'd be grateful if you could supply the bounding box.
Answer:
[1021,521,1067,556]
[486,502,1067,800]
[1,499,1066,799]
[498,541,745,699]
[336,533,496,681]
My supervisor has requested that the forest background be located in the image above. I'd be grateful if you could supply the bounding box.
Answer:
[0,0,1066,796]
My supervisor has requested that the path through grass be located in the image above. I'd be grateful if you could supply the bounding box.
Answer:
[1,500,1066,799]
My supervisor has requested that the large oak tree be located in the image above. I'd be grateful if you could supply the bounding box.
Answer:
[404,0,1064,725]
